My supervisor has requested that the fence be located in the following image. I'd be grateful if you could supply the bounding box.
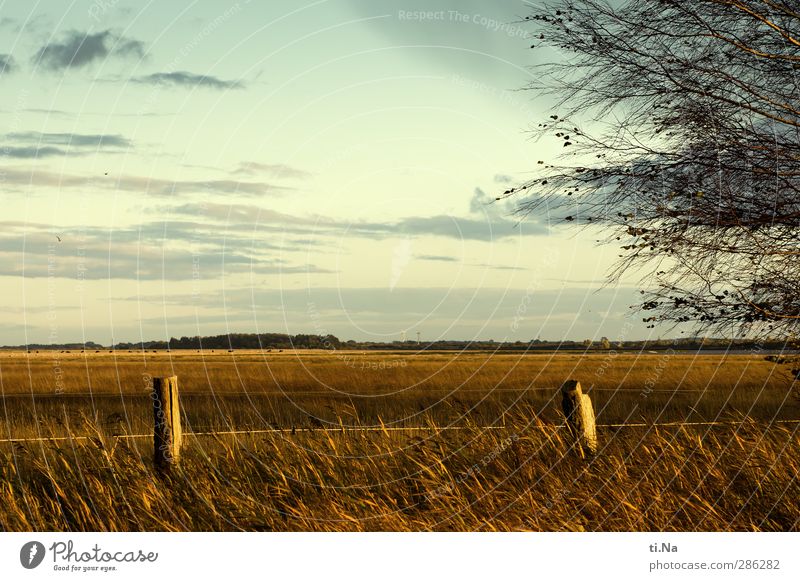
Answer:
[3,377,798,467]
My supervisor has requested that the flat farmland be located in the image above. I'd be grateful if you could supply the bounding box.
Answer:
[1,350,797,438]
[1,350,798,531]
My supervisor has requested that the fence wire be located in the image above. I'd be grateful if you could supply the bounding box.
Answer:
[2,419,799,444]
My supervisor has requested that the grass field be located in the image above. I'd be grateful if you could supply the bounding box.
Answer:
[1,349,799,531]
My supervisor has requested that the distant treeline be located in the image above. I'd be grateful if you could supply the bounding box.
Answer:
[358,337,796,352]
[1,334,795,352]
[1,341,105,351]
[113,333,345,351]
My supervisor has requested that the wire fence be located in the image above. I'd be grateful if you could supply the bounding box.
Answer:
[0,386,724,397]
[2,418,799,444]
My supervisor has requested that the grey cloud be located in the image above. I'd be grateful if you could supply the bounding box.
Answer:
[469,187,516,217]
[415,254,525,271]
[1,132,133,158]
[0,54,16,74]
[3,14,50,36]
[391,213,537,240]
[417,254,458,262]
[546,278,609,285]
[0,220,329,280]
[1,146,67,159]
[166,201,544,241]
[494,174,513,183]
[479,263,525,271]
[415,254,525,270]
[7,131,132,148]
[162,179,284,196]
[116,38,145,58]
[234,162,311,179]
[34,30,145,71]
[0,167,288,196]
[0,305,76,315]
[166,199,544,241]
[134,71,244,90]
[23,108,172,118]
[0,249,314,280]
[166,202,309,225]
[23,108,73,117]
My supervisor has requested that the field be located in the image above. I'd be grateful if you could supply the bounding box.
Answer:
[1,349,799,531]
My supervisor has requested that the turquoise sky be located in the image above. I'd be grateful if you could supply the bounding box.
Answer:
[0,0,652,345]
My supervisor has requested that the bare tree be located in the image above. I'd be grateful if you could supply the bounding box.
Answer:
[507,0,800,342]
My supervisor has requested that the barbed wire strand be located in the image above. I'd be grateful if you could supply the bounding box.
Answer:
[1,419,799,443]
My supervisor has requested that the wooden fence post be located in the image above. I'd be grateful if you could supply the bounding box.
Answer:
[152,375,182,469]
[561,380,598,458]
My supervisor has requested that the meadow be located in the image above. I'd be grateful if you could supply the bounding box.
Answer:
[1,349,798,531]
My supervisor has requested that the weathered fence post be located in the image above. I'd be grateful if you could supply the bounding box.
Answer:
[561,380,598,458]
[152,375,182,469]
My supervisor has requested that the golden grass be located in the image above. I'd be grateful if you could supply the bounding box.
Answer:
[1,350,798,531]
[0,349,791,396]
[1,416,797,531]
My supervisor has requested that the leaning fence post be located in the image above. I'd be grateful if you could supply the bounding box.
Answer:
[152,375,182,469]
[561,380,598,458]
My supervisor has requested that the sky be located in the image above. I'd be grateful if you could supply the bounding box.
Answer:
[0,0,655,345]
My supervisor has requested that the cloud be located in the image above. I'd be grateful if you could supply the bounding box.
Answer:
[2,199,538,306]
[415,254,525,271]
[546,277,609,285]
[377,214,537,241]
[234,162,311,179]
[23,108,73,117]
[23,108,172,119]
[133,71,244,90]
[166,200,544,241]
[166,197,545,241]
[33,30,144,71]
[469,187,509,216]
[7,131,132,148]
[2,14,49,35]
[416,254,458,262]
[470,188,493,213]
[166,202,308,225]
[1,132,132,160]
[0,220,330,280]
[0,166,289,196]
[1,146,67,159]
[478,263,525,271]
[494,174,513,183]
[0,54,16,74]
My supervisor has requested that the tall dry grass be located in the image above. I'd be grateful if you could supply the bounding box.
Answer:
[1,413,797,531]
[1,351,798,531]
